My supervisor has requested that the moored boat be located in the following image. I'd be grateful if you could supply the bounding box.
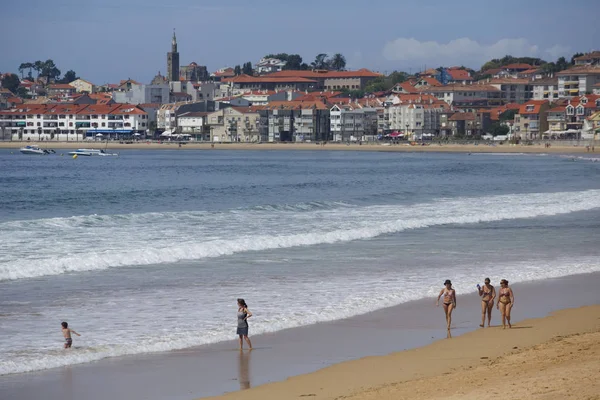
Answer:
[67,149,118,157]
[20,145,55,155]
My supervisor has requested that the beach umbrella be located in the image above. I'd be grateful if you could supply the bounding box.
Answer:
[95,133,103,137]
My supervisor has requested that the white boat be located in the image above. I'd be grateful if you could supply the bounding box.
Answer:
[20,145,55,155]
[68,149,118,157]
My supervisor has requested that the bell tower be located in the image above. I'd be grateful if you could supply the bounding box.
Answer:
[167,29,180,82]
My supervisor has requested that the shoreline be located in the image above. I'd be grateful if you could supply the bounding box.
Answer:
[209,304,600,400]
[0,140,597,153]
[2,272,598,400]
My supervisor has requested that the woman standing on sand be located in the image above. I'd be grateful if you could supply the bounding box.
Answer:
[436,280,457,330]
[497,279,514,329]
[237,298,253,350]
[478,278,496,327]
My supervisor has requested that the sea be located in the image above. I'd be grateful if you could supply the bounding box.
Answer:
[1,149,600,376]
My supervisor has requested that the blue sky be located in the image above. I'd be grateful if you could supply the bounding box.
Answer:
[1,0,598,84]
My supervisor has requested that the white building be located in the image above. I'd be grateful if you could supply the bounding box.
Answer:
[383,100,450,137]
[330,103,378,141]
[532,77,559,101]
[69,78,96,93]
[0,103,148,141]
[419,84,503,109]
[255,58,287,74]
[557,66,600,98]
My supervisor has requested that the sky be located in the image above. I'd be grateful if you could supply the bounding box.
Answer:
[1,0,598,84]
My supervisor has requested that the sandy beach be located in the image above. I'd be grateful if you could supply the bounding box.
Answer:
[2,273,598,400]
[208,305,600,400]
[0,140,597,153]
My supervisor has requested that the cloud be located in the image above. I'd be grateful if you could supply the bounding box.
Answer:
[545,44,571,59]
[382,37,551,67]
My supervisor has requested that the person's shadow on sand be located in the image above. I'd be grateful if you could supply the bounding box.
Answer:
[238,350,251,390]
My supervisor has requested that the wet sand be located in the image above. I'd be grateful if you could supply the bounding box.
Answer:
[0,140,596,153]
[1,272,598,400]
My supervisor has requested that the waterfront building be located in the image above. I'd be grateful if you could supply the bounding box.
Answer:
[0,103,148,141]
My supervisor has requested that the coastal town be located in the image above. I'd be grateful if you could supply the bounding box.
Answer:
[1,32,599,144]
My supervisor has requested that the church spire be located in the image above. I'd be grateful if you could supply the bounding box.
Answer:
[172,29,177,52]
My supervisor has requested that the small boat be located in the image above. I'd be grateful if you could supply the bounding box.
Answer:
[20,145,55,155]
[68,149,118,157]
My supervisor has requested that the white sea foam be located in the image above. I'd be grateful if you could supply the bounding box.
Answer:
[1,255,598,376]
[1,190,600,281]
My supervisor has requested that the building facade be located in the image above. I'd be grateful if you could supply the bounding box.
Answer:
[69,79,96,93]
[259,102,330,142]
[557,67,600,98]
[0,103,148,141]
[112,82,170,104]
[180,62,209,82]
[513,100,550,140]
[532,77,559,101]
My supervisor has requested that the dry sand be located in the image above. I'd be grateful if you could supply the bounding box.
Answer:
[206,305,600,400]
[0,140,596,153]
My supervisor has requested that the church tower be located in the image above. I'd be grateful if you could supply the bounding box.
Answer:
[167,30,180,82]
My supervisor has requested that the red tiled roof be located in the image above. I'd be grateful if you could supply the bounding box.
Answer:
[420,84,500,92]
[264,100,329,110]
[556,66,600,76]
[519,68,541,75]
[447,68,473,81]
[230,106,265,113]
[519,100,548,115]
[223,74,317,84]
[48,84,75,89]
[449,113,476,121]
[264,68,382,79]
[0,103,147,116]
[394,81,418,93]
[419,77,442,86]
[575,51,600,61]
[503,63,533,70]
[548,106,566,113]
[7,97,24,104]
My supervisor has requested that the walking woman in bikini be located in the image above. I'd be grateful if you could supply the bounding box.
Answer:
[497,279,515,329]
[478,278,496,327]
[436,280,457,331]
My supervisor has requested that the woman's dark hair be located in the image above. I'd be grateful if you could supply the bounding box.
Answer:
[501,279,508,285]
[485,277,491,283]
[444,279,452,286]
[237,298,247,308]
[61,321,68,328]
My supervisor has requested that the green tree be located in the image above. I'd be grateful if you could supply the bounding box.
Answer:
[33,60,44,78]
[489,122,509,136]
[18,62,33,79]
[59,70,79,84]
[16,86,31,98]
[556,57,569,71]
[329,53,346,71]
[242,62,253,75]
[340,88,365,98]
[1,73,20,93]
[234,65,242,76]
[499,109,517,121]
[40,59,61,83]
[311,53,328,70]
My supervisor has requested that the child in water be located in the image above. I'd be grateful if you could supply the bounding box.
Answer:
[61,321,81,348]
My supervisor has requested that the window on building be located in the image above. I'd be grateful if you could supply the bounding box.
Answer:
[566,106,574,115]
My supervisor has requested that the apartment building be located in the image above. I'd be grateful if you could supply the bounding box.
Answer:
[484,78,533,104]
[113,82,170,104]
[223,75,317,94]
[259,101,330,142]
[557,66,600,97]
[0,103,148,141]
[69,79,96,94]
[532,77,559,101]
[46,84,76,98]
[205,106,262,143]
[329,103,378,141]
[419,84,502,109]
[513,100,550,139]
[177,111,210,141]
[574,51,600,66]
[157,100,223,132]
[256,58,286,74]
[383,96,450,137]
[262,69,382,91]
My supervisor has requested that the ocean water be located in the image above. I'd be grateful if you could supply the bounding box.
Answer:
[1,149,600,375]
